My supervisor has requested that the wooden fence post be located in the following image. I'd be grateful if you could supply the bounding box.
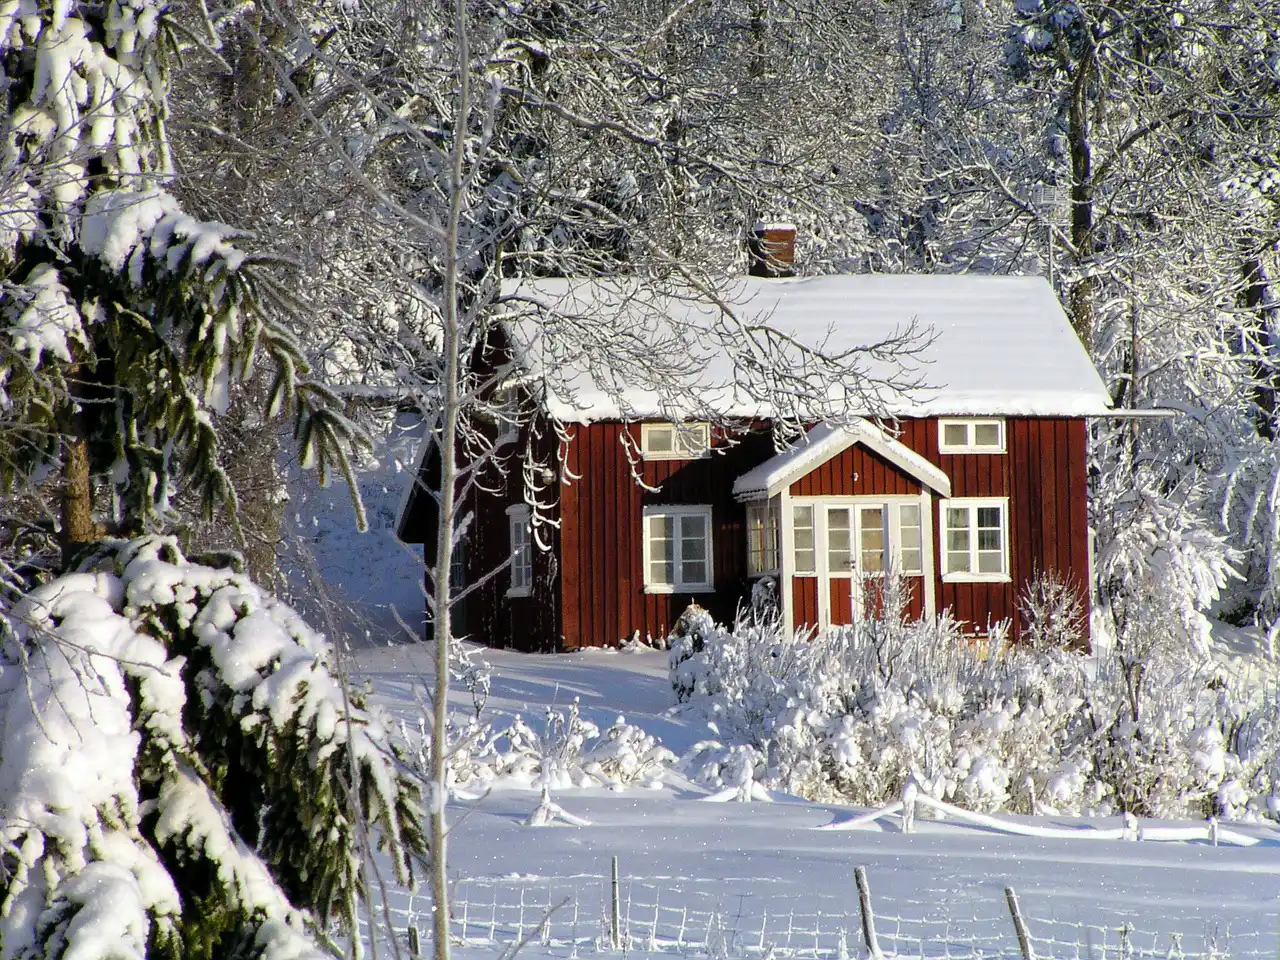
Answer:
[610,855,622,950]
[1004,886,1035,960]
[854,866,883,960]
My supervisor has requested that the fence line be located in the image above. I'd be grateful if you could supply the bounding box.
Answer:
[358,867,1280,959]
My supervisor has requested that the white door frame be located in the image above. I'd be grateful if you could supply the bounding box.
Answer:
[786,492,935,629]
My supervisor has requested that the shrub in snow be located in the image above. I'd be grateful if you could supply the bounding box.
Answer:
[407,699,676,795]
[0,538,426,959]
[669,583,1280,821]
[1019,570,1088,651]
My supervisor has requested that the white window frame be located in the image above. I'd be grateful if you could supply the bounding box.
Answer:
[894,501,925,576]
[507,505,533,597]
[642,505,714,593]
[640,422,711,461]
[493,386,520,447]
[940,497,1011,582]
[746,501,779,576]
[938,418,1006,454]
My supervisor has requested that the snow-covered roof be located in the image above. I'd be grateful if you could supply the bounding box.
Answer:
[501,275,1112,421]
[733,422,952,501]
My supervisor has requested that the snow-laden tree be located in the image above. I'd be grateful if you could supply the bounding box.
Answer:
[0,536,426,959]
[0,0,367,566]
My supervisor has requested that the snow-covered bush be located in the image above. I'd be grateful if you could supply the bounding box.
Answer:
[407,699,676,794]
[0,537,426,959]
[1019,570,1088,651]
[670,592,1280,821]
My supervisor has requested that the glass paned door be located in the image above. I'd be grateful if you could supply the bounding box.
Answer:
[821,502,893,627]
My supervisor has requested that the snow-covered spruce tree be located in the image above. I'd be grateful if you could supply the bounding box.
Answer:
[0,0,366,566]
[0,536,426,959]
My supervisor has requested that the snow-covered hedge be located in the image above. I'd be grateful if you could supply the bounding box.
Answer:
[0,538,426,959]
[670,599,1280,821]
[407,698,676,795]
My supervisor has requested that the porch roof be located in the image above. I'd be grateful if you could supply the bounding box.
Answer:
[732,421,952,501]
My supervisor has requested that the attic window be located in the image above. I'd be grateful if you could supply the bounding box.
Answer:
[641,422,711,460]
[938,419,1006,454]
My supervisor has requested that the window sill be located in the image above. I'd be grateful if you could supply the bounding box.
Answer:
[506,587,532,599]
[941,573,1011,584]
[643,584,715,595]
[938,447,1006,455]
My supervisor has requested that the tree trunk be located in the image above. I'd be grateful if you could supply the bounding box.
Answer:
[1066,50,1096,352]
[59,414,96,567]
[1240,250,1276,440]
[429,3,473,958]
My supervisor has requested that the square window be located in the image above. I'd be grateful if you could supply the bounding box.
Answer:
[641,423,710,460]
[941,499,1009,580]
[643,507,713,591]
[974,422,1002,447]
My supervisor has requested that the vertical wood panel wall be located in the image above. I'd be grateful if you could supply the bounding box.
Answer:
[447,416,1091,649]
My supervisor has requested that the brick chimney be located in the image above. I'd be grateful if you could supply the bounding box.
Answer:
[747,221,797,278]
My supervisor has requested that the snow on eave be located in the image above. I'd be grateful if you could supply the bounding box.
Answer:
[733,421,952,501]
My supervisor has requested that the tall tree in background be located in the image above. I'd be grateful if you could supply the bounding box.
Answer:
[0,0,366,569]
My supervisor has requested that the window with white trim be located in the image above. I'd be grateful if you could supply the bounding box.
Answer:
[746,501,779,575]
[507,506,533,596]
[643,506,714,592]
[896,502,924,575]
[792,504,816,574]
[938,418,1006,453]
[941,499,1009,580]
[641,422,711,460]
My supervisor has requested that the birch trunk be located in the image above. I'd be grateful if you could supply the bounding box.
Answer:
[430,3,472,958]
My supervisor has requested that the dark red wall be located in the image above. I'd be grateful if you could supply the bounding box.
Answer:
[413,416,1091,650]
[558,424,776,648]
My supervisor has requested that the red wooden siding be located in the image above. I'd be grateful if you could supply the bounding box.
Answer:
[558,424,776,648]
[788,442,920,497]
[793,576,819,630]
[829,580,853,625]
[407,415,1092,650]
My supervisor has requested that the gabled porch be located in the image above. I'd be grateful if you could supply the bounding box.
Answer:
[733,422,952,633]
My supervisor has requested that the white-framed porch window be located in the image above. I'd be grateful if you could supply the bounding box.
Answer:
[642,505,714,592]
[941,498,1010,581]
[792,499,925,578]
[938,418,1006,454]
[746,501,779,576]
[792,503,817,574]
[640,422,711,460]
[896,502,924,575]
[507,505,533,597]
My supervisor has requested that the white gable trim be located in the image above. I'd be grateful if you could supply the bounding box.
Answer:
[733,421,952,502]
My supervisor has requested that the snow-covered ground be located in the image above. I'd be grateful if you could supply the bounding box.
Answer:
[352,643,1280,960]
[301,416,1280,958]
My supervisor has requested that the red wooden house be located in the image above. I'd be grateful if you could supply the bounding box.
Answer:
[397,266,1113,651]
